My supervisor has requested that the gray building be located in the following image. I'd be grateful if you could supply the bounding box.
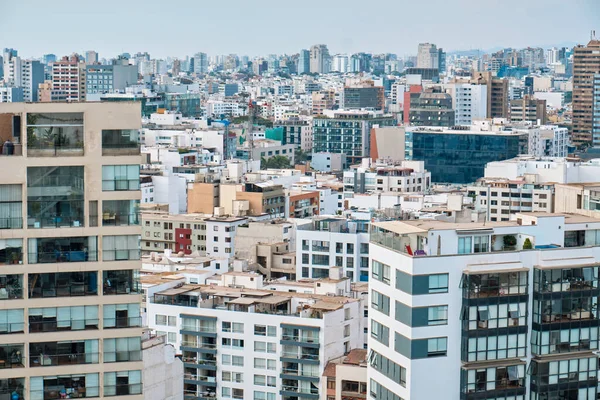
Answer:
[86,64,138,97]
[409,90,455,127]
[193,52,208,74]
[343,86,384,110]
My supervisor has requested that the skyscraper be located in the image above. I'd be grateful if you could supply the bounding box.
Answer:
[573,38,600,146]
[0,101,144,399]
[309,44,330,74]
[298,49,310,74]
[51,55,87,102]
[193,52,208,74]
[416,43,439,69]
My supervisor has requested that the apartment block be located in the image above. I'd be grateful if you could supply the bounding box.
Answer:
[0,102,143,399]
[141,211,208,255]
[369,213,600,399]
[146,273,364,400]
[510,96,547,125]
[296,217,370,282]
[343,160,431,195]
[51,55,86,102]
[573,39,600,146]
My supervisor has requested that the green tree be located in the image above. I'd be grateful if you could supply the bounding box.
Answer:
[261,155,291,169]
[295,149,309,163]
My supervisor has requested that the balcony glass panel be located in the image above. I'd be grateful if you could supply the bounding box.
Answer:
[0,378,24,400]
[26,113,84,156]
[0,239,22,265]
[102,235,140,261]
[30,373,99,399]
[0,184,22,229]
[534,267,599,293]
[29,306,99,332]
[0,274,23,300]
[27,166,84,228]
[28,272,98,298]
[103,303,141,329]
[0,344,24,369]
[102,200,140,226]
[102,165,140,191]
[0,309,24,334]
[28,236,97,263]
[103,338,142,363]
[29,340,99,367]
[102,270,141,295]
[101,130,140,156]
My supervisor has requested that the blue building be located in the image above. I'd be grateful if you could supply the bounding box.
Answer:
[86,64,138,99]
[298,49,310,74]
[406,127,529,184]
[223,83,239,97]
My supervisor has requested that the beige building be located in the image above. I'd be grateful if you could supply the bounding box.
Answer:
[321,349,367,400]
[141,210,208,255]
[0,102,143,399]
[555,182,600,218]
[187,182,219,214]
[572,39,600,145]
[235,182,286,217]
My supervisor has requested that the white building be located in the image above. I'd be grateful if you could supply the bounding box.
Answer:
[484,157,600,183]
[146,272,364,400]
[343,160,431,195]
[446,83,487,126]
[296,217,370,282]
[205,100,244,118]
[0,86,24,102]
[369,213,600,400]
[311,152,346,173]
[204,216,248,264]
[142,333,184,400]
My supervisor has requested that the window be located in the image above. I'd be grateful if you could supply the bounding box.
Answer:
[427,337,447,357]
[102,165,140,191]
[222,354,231,365]
[254,325,266,336]
[267,359,276,370]
[428,274,448,293]
[371,320,389,346]
[369,350,407,388]
[428,305,448,325]
[222,387,231,398]
[312,254,329,266]
[360,243,369,254]
[254,358,266,369]
[103,337,142,362]
[371,290,390,316]
[372,260,390,284]
[27,167,84,228]
[155,315,167,325]
[0,308,24,334]
[0,184,22,229]
[232,355,244,366]
[254,375,266,386]
[102,235,140,261]
[254,341,266,352]
[346,243,354,253]
[101,130,140,155]
[167,332,176,343]
[222,321,232,332]
[26,112,84,154]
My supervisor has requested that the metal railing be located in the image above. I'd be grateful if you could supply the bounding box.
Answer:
[28,250,97,263]
[102,213,140,226]
[103,350,142,363]
[103,316,142,329]
[0,218,23,230]
[29,318,99,332]
[31,387,99,399]
[0,322,25,334]
[29,283,97,298]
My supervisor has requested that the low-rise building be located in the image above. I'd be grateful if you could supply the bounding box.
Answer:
[321,349,368,400]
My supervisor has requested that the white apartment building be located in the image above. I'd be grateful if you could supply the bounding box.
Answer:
[446,83,487,126]
[296,217,370,282]
[146,272,364,400]
[205,216,248,265]
[368,213,600,400]
[343,160,431,196]
[469,179,554,221]
[205,100,244,118]
[484,157,600,183]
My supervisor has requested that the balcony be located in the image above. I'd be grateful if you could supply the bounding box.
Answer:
[103,384,142,397]
[102,129,140,156]
[184,373,217,385]
[0,274,23,300]
[0,378,24,400]
[27,236,97,263]
[462,272,528,299]
[103,270,141,296]
[29,317,99,333]
[103,316,142,329]
[0,240,23,265]
[0,217,23,230]
[102,200,140,227]
[26,113,84,157]
[0,344,24,369]
[28,272,98,298]
[30,352,99,367]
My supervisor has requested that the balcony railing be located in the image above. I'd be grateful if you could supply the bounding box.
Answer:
[282,334,320,344]
[103,384,143,397]
[181,341,218,350]
[281,352,319,361]
[29,283,97,298]
[29,318,99,333]
[0,217,23,230]
[281,368,320,378]
[30,352,99,367]
[103,316,142,329]
[281,386,319,395]
[102,213,140,226]
[0,286,23,300]
[184,374,216,383]
[31,387,99,399]
[0,322,25,334]
[0,143,22,156]
[104,350,142,363]
[28,250,97,263]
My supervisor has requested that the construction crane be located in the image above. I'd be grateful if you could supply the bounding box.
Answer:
[246,99,256,161]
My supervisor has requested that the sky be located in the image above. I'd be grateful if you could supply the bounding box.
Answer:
[1,0,599,59]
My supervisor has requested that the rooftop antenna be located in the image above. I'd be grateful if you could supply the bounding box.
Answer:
[592,30,597,41]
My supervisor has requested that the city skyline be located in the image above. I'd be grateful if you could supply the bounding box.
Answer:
[2,0,598,59]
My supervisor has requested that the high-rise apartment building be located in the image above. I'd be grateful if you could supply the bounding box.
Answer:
[573,39,600,146]
[472,71,509,119]
[594,74,600,144]
[2,57,44,102]
[368,213,600,400]
[51,55,86,102]
[446,83,487,126]
[310,45,330,74]
[408,90,455,127]
[0,102,143,399]
[313,110,396,166]
[192,53,208,74]
[344,82,385,111]
[298,50,310,74]
[509,95,547,125]
[416,43,439,69]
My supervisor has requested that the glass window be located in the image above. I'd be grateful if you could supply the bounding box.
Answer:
[26,112,84,155]
[101,130,140,155]
[371,320,389,346]
[28,236,97,264]
[103,370,142,396]
[27,166,84,228]
[31,373,99,399]
[102,200,140,226]
[428,305,448,325]
[102,303,140,329]
[28,271,97,298]
[103,337,142,363]
[0,239,23,265]
[102,235,140,261]
[29,339,99,366]
[371,290,390,316]
[372,260,390,284]
[0,184,22,229]
[0,308,24,334]
[102,165,140,191]
[103,270,141,295]
[427,337,447,357]
[429,274,449,293]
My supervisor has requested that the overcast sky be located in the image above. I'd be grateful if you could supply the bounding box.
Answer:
[2,0,599,59]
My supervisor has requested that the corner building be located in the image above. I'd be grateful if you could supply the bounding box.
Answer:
[368,213,600,400]
[0,102,143,399]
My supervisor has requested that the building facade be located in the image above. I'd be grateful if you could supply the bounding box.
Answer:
[573,40,600,146]
[0,102,144,399]
[368,213,600,400]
